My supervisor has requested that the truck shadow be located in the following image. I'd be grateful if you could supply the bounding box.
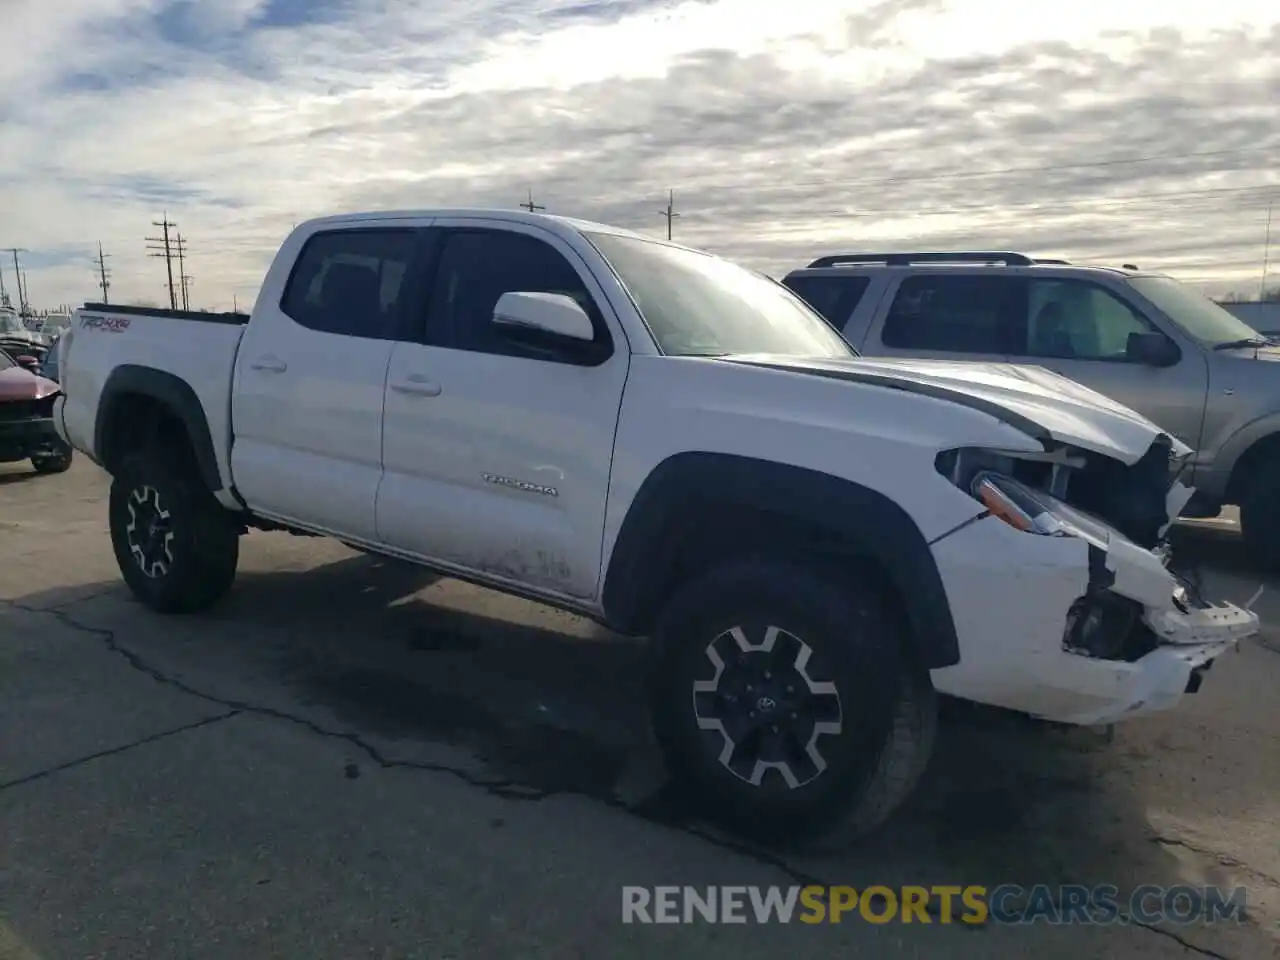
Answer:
[15,545,1254,933]
[0,464,39,486]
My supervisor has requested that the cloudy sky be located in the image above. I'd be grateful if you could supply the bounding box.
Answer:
[2,0,1278,312]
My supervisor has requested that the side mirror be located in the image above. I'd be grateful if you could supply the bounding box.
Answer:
[493,291,595,343]
[15,355,39,370]
[1126,331,1180,367]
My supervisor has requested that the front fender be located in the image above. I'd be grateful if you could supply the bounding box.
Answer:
[1206,411,1280,500]
[601,451,963,668]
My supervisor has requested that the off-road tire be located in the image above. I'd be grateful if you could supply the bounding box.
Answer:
[109,448,240,614]
[647,556,936,848]
[31,444,73,474]
[1239,453,1280,571]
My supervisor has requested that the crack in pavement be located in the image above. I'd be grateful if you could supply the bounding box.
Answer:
[0,710,240,792]
[0,598,1249,959]
[1151,835,1280,890]
[1,599,829,882]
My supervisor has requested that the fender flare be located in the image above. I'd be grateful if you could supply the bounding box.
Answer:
[1212,412,1280,502]
[95,364,223,492]
[601,452,961,669]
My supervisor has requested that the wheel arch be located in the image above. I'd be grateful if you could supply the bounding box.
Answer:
[1224,429,1280,504]
[95,365,222,492]
[601,451,961,669]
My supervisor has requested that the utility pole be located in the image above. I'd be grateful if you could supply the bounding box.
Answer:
[145,213,178,309]
[2,249,28,313]
[658,189,680,241]
[94,242,112,304]
[1261,200,1274,301]
[175,232,190,310]
[519,188,545,213]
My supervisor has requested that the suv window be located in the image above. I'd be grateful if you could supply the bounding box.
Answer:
[1022,279,1152,361]
[426,229,605,358]
[882,274,1021,353]
[783,275,869,330]
[281,229,417,339]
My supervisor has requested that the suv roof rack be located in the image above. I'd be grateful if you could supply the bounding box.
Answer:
[1033,258,1071,264]
[806,251,1035,268]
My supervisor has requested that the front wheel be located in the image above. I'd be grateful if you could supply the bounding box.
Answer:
[31,443,73,474]
[108,449,240,614]
[648,557,936,848]
[1239,454,1280,571]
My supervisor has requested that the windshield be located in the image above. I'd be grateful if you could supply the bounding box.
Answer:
[1127,276,1263,346]
[586,232,855,358]
[0,312,23,335]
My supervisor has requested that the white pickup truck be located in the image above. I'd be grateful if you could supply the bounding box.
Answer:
[53,209,1259,846]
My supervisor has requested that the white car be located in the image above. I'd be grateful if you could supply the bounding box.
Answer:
[0,306,42,346]
[51,210,1260,846]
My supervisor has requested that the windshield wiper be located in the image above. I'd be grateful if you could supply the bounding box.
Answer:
[1212,337,1274,351]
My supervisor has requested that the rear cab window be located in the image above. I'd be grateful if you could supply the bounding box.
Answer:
[782,274,870,332]
[280,229,421,340]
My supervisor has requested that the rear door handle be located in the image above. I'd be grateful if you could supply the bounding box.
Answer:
[249,355,287,373]
[391,374,442,397]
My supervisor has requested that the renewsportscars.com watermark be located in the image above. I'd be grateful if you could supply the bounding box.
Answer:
[622,885,1248,926]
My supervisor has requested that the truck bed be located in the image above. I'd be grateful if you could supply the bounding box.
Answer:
[60,304,249,497]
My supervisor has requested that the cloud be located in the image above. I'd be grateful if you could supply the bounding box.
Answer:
[1,0,1277,311]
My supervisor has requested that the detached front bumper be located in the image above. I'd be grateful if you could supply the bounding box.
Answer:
[928,514,1260,726]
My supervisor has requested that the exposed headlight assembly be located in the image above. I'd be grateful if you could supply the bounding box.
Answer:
[969,471,1111,549]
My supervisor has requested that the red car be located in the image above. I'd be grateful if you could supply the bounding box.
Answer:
[0,346,73,474]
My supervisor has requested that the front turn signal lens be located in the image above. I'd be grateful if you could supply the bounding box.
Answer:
[973,475,1035,532]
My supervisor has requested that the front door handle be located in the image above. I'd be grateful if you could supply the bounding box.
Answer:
[391,374,442,397]
[249,355,287,373]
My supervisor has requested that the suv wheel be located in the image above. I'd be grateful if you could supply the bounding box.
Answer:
[108,449,240,613]
[1239,454,1280,570]
[648,556,936,847]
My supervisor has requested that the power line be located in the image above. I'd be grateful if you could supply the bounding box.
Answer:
[705,184,1280,225]
[519,188,546,213]
[512,144,1280,198]
[658,189,681,240]
[94,242,112,304]
[67,176,1280,253]
[145,213,178,310]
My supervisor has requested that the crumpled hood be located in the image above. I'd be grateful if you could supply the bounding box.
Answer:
[0,365,59,401]
[721,354,1190,465]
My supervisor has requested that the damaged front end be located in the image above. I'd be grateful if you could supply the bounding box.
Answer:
[933,436,1259,721]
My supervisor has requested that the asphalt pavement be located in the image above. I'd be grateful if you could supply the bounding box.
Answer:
[1,459,1278,959]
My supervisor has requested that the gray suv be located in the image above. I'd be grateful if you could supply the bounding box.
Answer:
[782,251,1280,564]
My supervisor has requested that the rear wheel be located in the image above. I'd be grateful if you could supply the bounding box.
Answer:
[108,449,240,613]
[647,556,935,848]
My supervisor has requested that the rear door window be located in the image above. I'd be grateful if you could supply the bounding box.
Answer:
[280,229,420,340]
[881,274,1023,354]
[782,275,870,330]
